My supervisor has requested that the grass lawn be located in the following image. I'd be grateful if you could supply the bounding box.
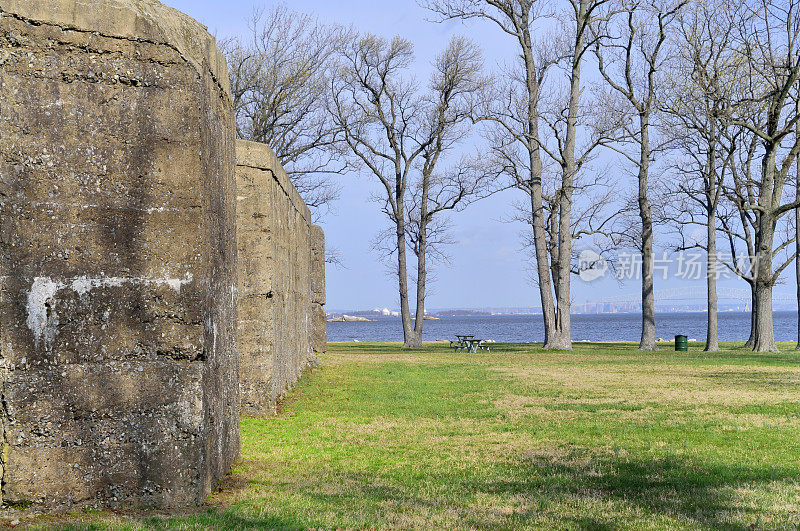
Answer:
[28,342,800,529]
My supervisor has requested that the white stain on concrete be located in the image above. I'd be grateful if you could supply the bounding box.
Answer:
[145,206,181,214]
[26,277,65,350]
[71,276,125,296]
[25,274,195,348]
[70,274,194,296]
[163,275,193,293]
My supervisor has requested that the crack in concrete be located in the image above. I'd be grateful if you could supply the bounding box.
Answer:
[0,9,229,99]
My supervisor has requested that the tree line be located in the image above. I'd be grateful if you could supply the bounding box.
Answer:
[222,0,800,353]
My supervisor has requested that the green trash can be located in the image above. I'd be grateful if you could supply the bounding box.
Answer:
[675,335,688,352]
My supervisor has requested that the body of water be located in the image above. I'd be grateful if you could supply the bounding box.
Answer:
[327,311,800,343]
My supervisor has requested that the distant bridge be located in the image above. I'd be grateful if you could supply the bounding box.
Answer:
[578,286,795,313]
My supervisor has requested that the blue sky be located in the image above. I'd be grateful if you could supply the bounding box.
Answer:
[162,0,798,312]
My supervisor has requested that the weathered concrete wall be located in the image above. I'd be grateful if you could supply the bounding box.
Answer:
[0,0,239,509]
[236,140,326,416]
[310,225,327,355]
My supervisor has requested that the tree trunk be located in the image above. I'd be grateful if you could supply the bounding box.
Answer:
[521,25,557,348]
[754,280,778,352]
[796,194,799,349]
[751,145,781,353]
[745,281,758,348]
[796,109,799,350]
[551,187,573,350]
[752,217,778,352]
[531,191,557,347]
[396,202,415,349]
[407,248,425,348]
[409,218,428,350]
[704,132,719,352]
[705,216,719,351]
[638,114,656,351]
[639,230,656,350]
[549,0,590,352]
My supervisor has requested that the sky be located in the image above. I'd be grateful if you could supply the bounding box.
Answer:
[162,0,799,312]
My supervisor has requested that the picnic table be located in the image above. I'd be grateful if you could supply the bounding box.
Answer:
[451,335,490,353]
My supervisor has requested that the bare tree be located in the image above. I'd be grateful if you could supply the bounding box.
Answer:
[534,0,618,348]
[330,35,487,348]
[593,0,685,350]
[796,96,800,349]
[660,0,742,351]
[423,0,560,348]
[424,0,612,350]
[718,0,800,352]
[719,127,797,349]
[535,64,624,326]
[407,162,495,342]
[222,6,349,217]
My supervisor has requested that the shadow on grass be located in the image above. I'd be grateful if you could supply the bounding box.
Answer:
[148,511,311,530]
[498,450,795,529]
[192,451,796,529]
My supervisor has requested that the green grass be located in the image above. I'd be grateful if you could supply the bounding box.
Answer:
[27,342,800,529]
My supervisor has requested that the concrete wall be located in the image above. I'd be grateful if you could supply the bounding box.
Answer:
[0,0,239,509]
[310,225,327,355]
[236,140,326,416]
